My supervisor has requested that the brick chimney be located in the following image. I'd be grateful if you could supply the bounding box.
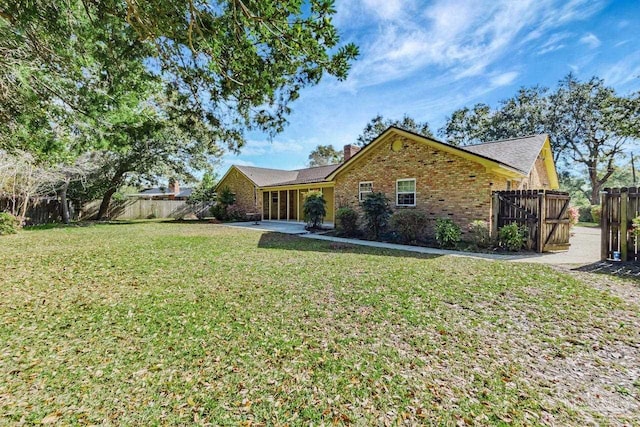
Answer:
[168,178,179,196]
[343,144,361,162]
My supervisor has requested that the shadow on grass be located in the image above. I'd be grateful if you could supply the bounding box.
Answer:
[257,231,442,260]
[573,261,640,283]
[23,219,179,231]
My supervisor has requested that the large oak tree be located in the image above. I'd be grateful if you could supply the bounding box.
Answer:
[441,74,638,204]
[0,0,358,218]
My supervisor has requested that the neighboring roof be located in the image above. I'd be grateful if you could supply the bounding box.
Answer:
[136,187,193,198]
[229,164,340,188]
[464,134,548,174]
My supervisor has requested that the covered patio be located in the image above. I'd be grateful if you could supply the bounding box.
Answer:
[260,184,334,223]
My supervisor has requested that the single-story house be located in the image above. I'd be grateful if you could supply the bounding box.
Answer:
[215,126,559,229]
[129,180,192,201]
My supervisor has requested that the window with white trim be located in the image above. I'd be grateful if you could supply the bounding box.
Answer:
[359,181,373,202]
[396,179,416,206]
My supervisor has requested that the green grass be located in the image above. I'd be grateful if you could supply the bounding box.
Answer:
[576,221,600,228]
[0,222,638,425]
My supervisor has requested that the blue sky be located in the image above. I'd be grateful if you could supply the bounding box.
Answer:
[220,0,640,173]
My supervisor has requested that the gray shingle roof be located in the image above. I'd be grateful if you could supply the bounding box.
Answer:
[463,134,548,174]
[236,164,340,187]
[138,187,193,197]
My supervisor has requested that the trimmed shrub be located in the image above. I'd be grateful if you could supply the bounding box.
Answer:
[568,206,579,228]
[390,210,428,244]
[590,205,602,224]
[362,192,392,240]
[578,206,593,222]
[336,207,359,237]
[210,186,241,221]
[303,191,326,228]
[0,212,20,235]
[227,204,247,221]
[498,223,527,251]
[435,218,461,248]
[210,203,228,220]
[467,219,491,248]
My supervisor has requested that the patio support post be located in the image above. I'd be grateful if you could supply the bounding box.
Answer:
[297,190,300,221]
[277,191,280,220]
[287,191,290,221]
[268,191,272,220]
[620,188,628,261]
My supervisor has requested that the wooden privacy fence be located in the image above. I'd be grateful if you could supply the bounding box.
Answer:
[0,196,62,225]
[600,187,640,261]
[81,199,202,220]
[492,190,571,253]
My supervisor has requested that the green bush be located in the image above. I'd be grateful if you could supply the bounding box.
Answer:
[590,205,602,224]
[467,220,491,248]
[210,186,238,221]
[362,192,392,240]
[303,192,326,228]
[498,223,528,251]
[0,212,20,235]
[210,203,227,220]
[335,207,359,237]
[578,206,593,222]
[435,218,461,248]
[390,210,428,244]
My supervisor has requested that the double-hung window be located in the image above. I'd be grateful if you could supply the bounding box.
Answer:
[396,179,416,206]
[359,181,373,202]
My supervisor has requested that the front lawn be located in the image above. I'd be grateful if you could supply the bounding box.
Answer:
[1,222,638,425]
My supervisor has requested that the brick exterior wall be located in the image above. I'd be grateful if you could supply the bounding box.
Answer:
[217,169,260,214]
[334,135,511,234]
[519,156,551,190]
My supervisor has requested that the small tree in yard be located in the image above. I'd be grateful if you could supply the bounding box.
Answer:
[210,187,236,221]
[362,192,392,240]
[303,192,326,229]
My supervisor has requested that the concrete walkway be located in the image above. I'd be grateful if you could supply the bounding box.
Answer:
[224,222,601,266]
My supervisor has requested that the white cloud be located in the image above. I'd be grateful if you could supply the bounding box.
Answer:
[601,51,640,88]
[490,71,519,87]
[579,32,601,48]
[362,0,407,21]
[536,32,571,55]
[337,0,605,89]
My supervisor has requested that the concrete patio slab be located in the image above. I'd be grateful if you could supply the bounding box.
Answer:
[222,220,310,235]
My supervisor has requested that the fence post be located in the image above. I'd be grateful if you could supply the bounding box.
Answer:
[601,189,609,260]
[491,192,499,238]
[620,188,628,261]
[537,191,545,253]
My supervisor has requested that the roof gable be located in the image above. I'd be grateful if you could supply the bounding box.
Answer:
[327,127,526,180]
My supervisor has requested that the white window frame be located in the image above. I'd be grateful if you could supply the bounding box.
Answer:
[396,178,416,207]
[359,181,373,202]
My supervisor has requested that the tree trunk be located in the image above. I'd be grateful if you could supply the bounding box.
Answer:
[589,184,601,206]
[96,168,128,220]
[59,182,70,224]
[96,186,118,220]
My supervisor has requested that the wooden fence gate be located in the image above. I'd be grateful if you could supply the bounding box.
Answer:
[492,190,571,252]
[601,187,640,261]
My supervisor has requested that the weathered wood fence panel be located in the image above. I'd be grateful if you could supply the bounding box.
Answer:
[492,190,571,253]
[601,187,640,261]
[0,196,62,225]
[81,199,201,220]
